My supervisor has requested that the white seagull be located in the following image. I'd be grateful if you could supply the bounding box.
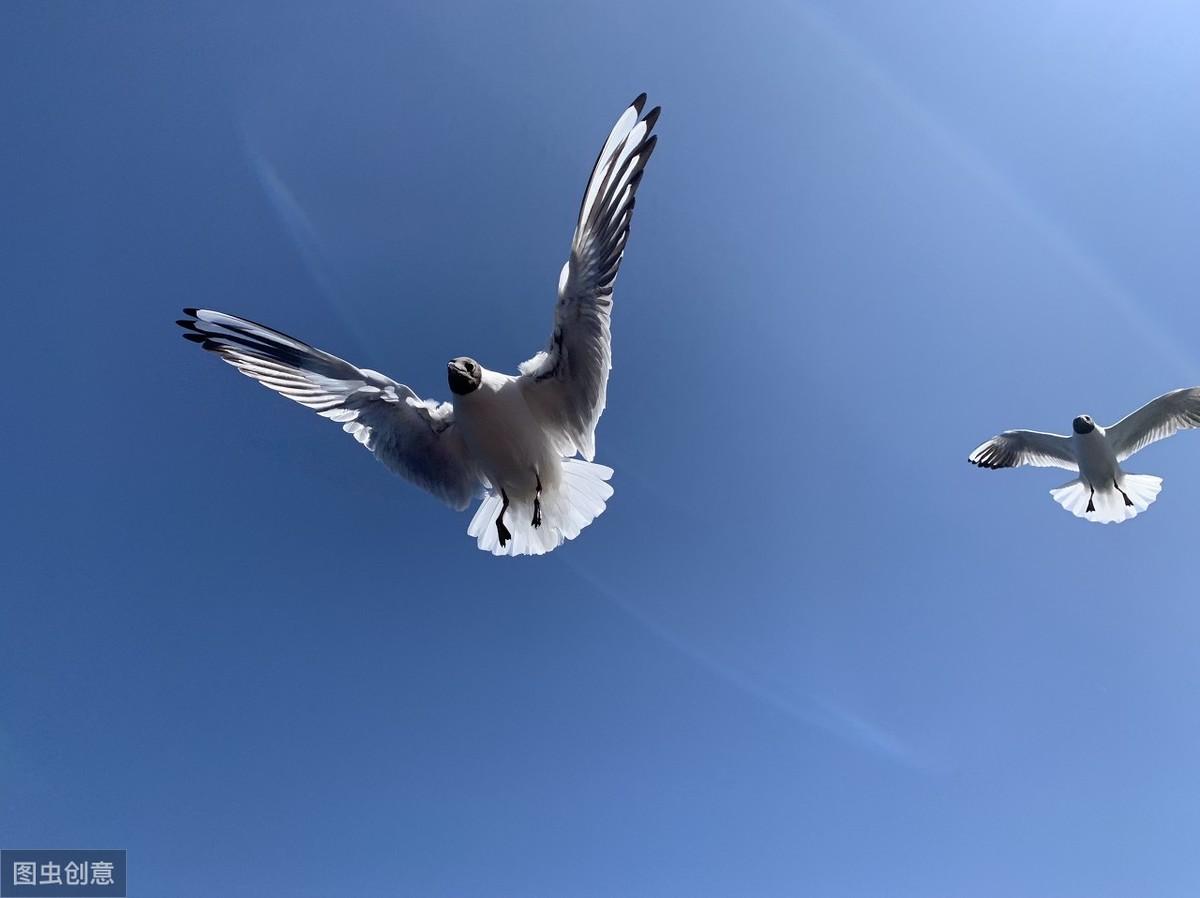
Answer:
[968,387,1200,523]
[179,95,660,556]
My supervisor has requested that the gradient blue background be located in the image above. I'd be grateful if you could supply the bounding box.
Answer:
[3,2,1200,896]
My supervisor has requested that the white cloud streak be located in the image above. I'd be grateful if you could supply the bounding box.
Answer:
[561,556,923,769]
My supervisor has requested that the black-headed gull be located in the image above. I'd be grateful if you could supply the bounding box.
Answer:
[969,387,1200,523]
[179,95,660,555]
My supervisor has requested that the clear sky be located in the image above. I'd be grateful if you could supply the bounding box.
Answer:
[3,2,1200,896]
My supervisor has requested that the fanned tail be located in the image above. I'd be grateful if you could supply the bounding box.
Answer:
[1121,473,1163,511]
[467,460,614,556]
[1049,474,1162,524]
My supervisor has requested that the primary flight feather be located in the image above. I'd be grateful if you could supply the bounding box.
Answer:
[968,387,1200,523]
[179,95,660,556]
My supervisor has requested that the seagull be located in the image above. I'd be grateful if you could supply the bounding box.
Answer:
[178,95,660,556]
[968,387,1200,523]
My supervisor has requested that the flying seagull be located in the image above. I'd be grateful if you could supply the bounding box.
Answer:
[968,387,1200,523]
[179,95,660,556]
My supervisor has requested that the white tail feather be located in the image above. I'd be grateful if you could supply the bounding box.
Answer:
[1049,473,1162,524]
[466,459,614,556]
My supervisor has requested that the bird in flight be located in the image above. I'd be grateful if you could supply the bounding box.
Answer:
[179,95,660,555]
[968,387,1200,523]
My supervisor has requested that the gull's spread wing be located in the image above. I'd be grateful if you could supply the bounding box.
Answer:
[1106,387,1200,462]
[519,94,660,460]
[968,430,1078,471]
[179,309,482,509]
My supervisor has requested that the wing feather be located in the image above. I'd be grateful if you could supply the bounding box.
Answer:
[968,430,1078,471]
[179,309,482,509]
[1106,387,1200,462]
[519,95,660,460]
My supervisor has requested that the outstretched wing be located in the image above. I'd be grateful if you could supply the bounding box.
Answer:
[968,430,1078,471]
[519,94,660,461]
[1106,387,1200,462]
[178,309,483,509]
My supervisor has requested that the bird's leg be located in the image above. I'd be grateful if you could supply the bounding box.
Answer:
[1086,486,1095,513]
[496,489,512,547]
[531,470,543,528]
[1115,478,1134,507]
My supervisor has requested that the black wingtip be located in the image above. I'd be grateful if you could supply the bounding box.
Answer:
[631,92,647,113]
[182,307,199,317]
[642,106,661,131]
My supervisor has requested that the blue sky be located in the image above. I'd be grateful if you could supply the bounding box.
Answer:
[3,1,1200,895]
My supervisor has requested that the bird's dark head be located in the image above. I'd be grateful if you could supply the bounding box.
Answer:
[447,357,482,396]
[1073,414,1095,435]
